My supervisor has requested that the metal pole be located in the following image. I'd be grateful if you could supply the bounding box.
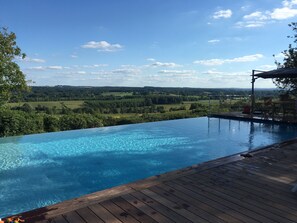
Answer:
[208,94,211,115]
[251,70,256,116]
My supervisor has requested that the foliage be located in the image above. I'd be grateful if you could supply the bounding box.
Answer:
[43,115,60,132]
[0,108,104,137]
[0,108,43,136]
[274,22,297,95]
[59,114,103,131]
[0,27,29,104]
[0,86,278,137]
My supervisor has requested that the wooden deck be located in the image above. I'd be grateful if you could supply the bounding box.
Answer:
[6,139,297,223]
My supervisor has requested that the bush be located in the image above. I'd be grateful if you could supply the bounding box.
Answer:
[43,115,60,132]
[0,108,43,136]
[59,114,103,131]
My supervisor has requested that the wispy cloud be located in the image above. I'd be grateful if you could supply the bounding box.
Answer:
[112,68,141,75]
[81,40,123,52]
[208,39,220,44]
[237,0,297,28]
[202,70,224,75]
[26,66,67,71]
[21,57,46,63]
[158,70,196,75]
[193,54,264,66]
[47,66,64,70]
[213,9,232,19]
[150,61,182,68]
[257,64,277,70]
[82,64,109,68]
[26,66,45,71]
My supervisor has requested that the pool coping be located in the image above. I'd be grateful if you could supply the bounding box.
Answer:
[7,136,297,221]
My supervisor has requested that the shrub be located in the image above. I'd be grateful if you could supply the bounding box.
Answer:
[0,108,43,136]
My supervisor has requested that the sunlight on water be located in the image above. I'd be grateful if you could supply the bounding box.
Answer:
[1,117,297,217]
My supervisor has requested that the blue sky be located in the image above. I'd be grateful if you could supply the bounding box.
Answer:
[1,0,296,88]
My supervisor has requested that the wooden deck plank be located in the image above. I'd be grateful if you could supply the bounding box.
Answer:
[164,181,257,223]
[234,161,297,182]
[171,179,263,223]
[100,200,139,223]
[177,177,276,223]
[76,207,104,223]
[63,211,86,223]
[240,153,297,168]
[131,190,192,223]
[111,196,157,223]
[213,165,297,207]
[150,185,234,223]
[88,203,122,223]
[156,183,246,223]
[182,175,295,223]
[211,165,297,214]
[141,188,210,223]
[223,164,294,193]
[200,168,297,219]
[194,170,297,222]
[51,215,68,223]
[121,193,174,223]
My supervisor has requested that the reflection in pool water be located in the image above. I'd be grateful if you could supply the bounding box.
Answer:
[0,117,297,217]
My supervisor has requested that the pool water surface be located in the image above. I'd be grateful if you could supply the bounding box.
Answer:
[1,117,297,217]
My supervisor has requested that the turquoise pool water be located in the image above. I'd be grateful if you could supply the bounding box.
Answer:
[1,117,297,217]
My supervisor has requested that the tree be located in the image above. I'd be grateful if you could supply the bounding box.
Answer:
[0,27,29,104]
[273,23,297,95]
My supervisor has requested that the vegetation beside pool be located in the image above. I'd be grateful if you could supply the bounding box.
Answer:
[0,86,278,137]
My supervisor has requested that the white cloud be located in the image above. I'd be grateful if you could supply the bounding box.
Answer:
[47,66,63,70]
[147,58,156,62]
[81,40,123,52]
[22,57,46,63]
[26,66,66,71]
[274,53,284,58]
[257,64,277,70]
[193,59,225,66]
[202,70,224,75]
[27,66,45,71]
[158,70,196,75]
[270,7,297,20]
[71,55,78,58]
[112,68,141,75]
[283,0,297,8]
[243,11,269,20]
[208,39,220,44]
[82,64,109,68]
[230,54,264,62]
[193,54,264,66]
[151,61,182,68]
[239,0,297,28]
[213,9,232,19]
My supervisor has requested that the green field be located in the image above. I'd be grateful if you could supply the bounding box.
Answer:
[7,99,227,112]
[8,100,84,109]
[100,92,134,97]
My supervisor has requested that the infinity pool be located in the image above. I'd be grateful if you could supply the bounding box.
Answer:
[1,117,297,217]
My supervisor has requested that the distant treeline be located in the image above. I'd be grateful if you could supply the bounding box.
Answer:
[1,86,278,137]
[11,86,278,102]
